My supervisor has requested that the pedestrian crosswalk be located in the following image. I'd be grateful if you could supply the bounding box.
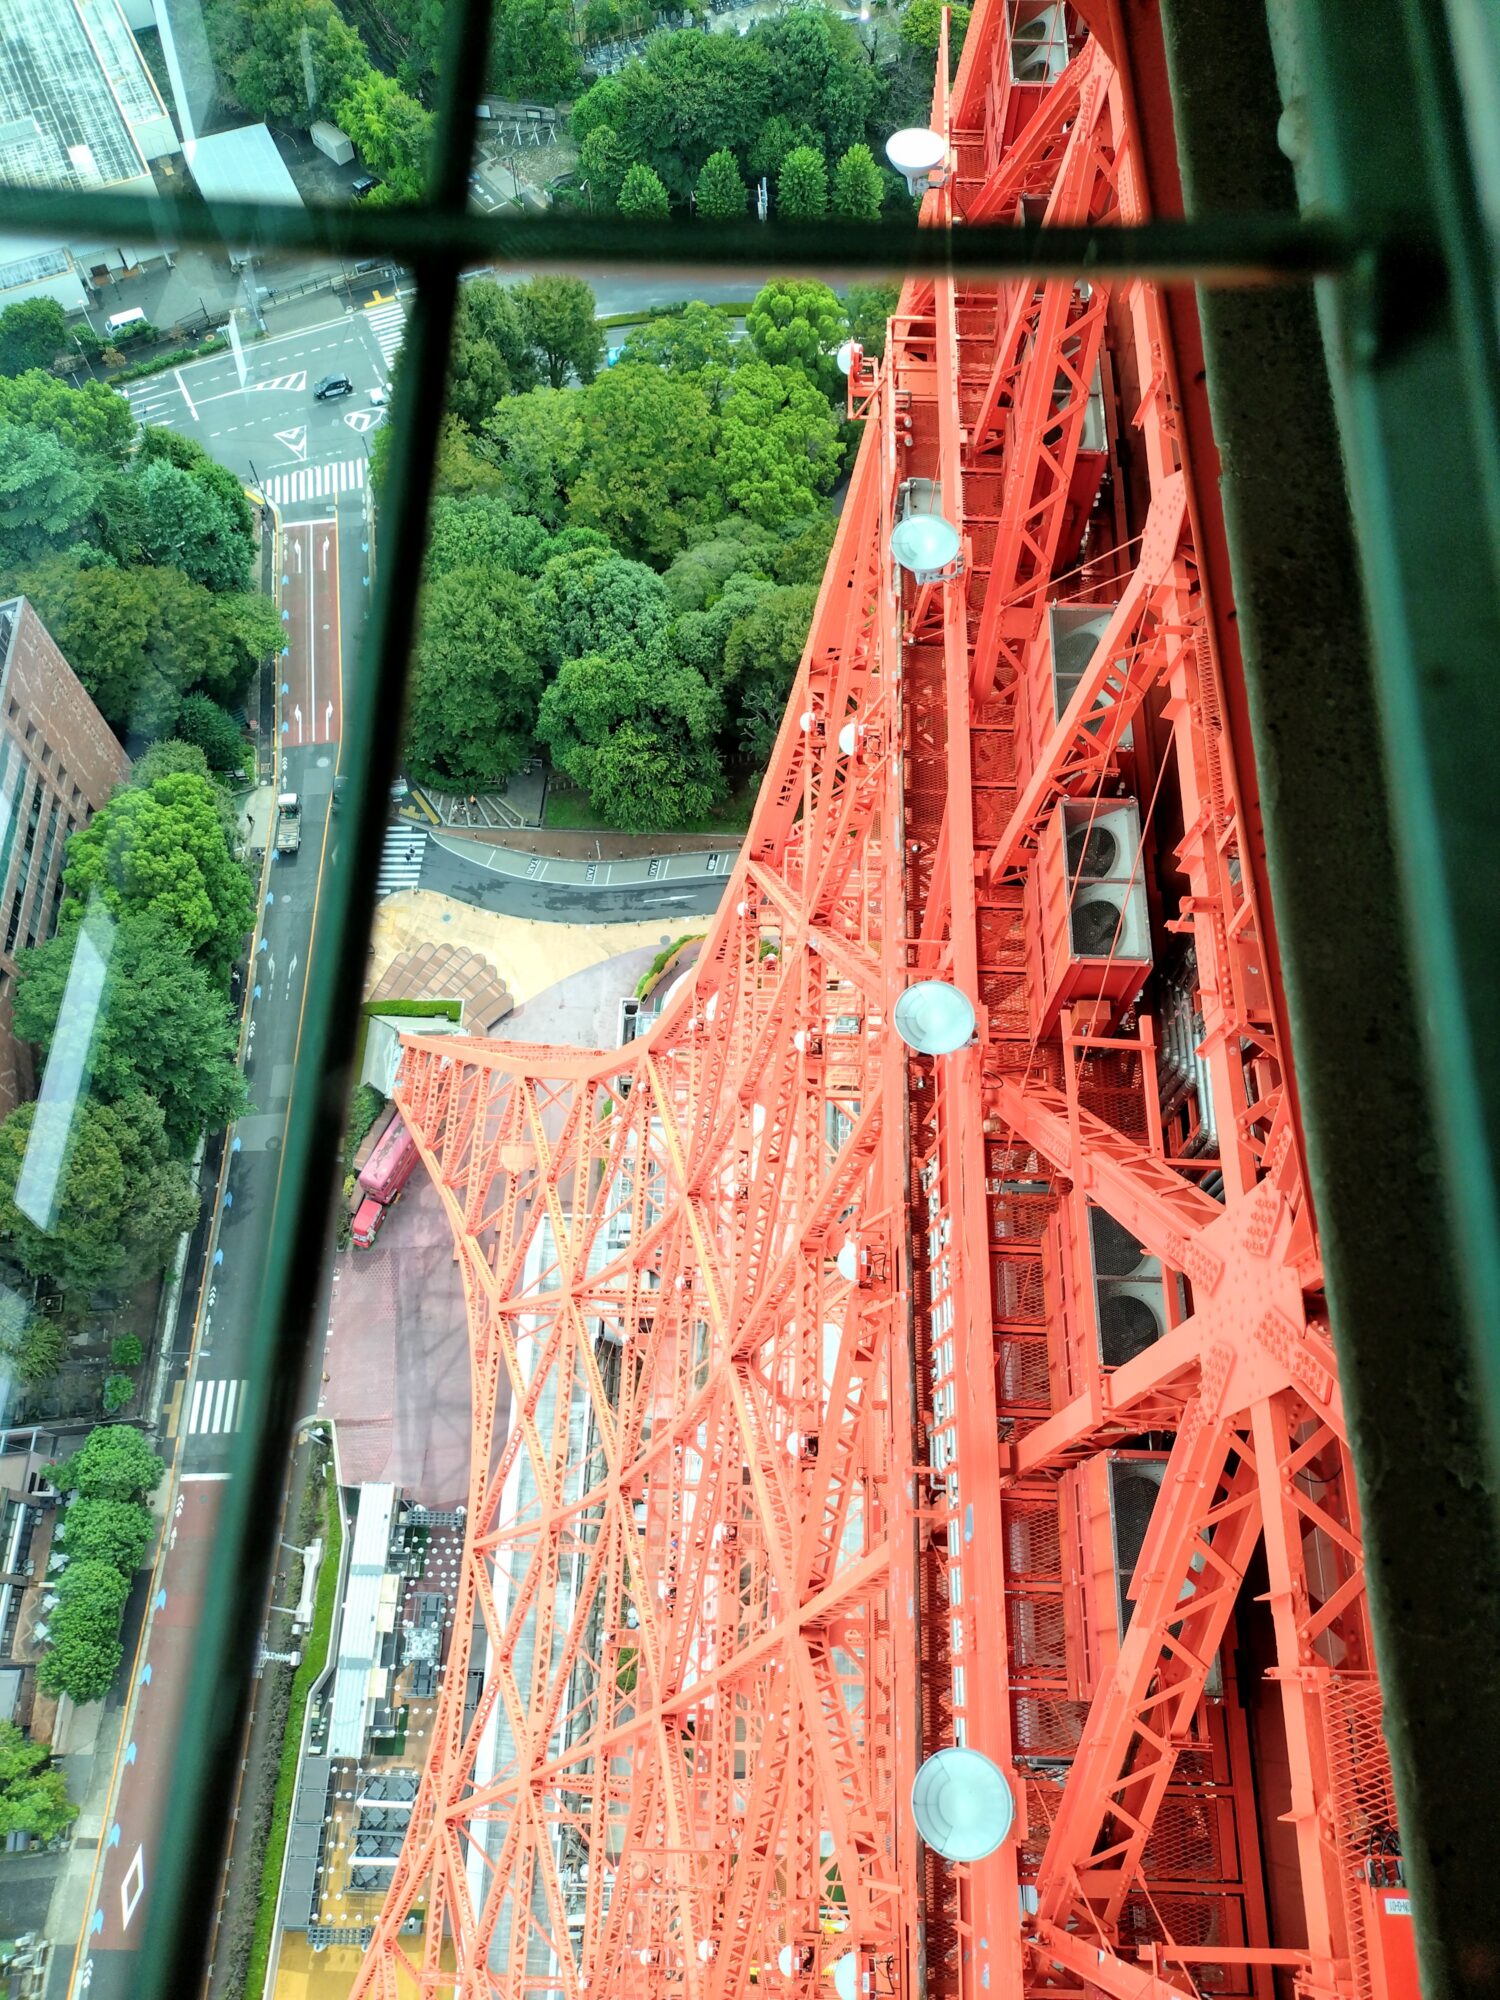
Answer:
[186,1377,247,1436]
[376,825,428,897]
[365,299,406,370]
[266,457,367,507]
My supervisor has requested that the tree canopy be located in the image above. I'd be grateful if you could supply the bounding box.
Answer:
[618,163,670,218]
[0,1090,197,1294]
[0,422,97,565]
[0,299,68,378]
[777,144,828,219]
[516,277,604,391]
[745,280,848,399]
[406,568,543,791]
[51,1425,167,1502]
[0,1722,77,1841]
[13,910,248,1155]
[489,0,581,101]
[173,693,245,773]
[537,653,725,832]
[832,142,883,220]
[620,304,734,380]
[58,1497,155,1574]
[568,366,720,565]
[135,458,253,594]
[718,363,843,530]
[695,150,747,221]
[0,372,136,464]
[208,0,367,122]
[335,69,433,202]
[448,281,537,430]
[60,771,255,987]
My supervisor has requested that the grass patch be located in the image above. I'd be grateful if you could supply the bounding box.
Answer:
[242,1462,343,2000]
[543,784,755,837]
[597,300,755,331]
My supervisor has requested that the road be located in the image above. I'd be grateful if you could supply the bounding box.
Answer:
[418,828,736,920]
[56,267,740,2000]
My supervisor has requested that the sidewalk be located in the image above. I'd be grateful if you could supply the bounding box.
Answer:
[428,827,739,885]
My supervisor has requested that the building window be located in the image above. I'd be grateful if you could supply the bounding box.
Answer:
[0,764,27,914]
[26,800,61,949]
[22,721,34,745]
[5,785,44,954]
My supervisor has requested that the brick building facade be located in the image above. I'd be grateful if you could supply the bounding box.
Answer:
[0,599,131,1117]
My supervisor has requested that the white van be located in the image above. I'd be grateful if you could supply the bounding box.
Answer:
[104,306,148,336]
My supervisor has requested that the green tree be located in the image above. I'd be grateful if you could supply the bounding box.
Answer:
[0,1092,198,1293]
[58,1497,154,1573]
[35,1625,123,1706]
[584,0,621,36]
[844,281,900,361]
[424,497,554,582]
[0,372,136,464]
[621,303,734,379]
[4,557,159,733]
[717,362,843,530]
[0,422,97,564]
[0,1303,66,1387]
[777,145,828,219]
[775,514,839,583]
[57,1559,130,1621]
[0,1722,78,1841]
[135,459,252,594]
[831,142,883,221]
[0,299,68,378]
[746,278,848,399]
[334,70,432,202]
[674,570,777,681]
[569,364,719,564]
[749,113,814,180]
[723,579,817,721]
[490,0,581,98]
[899,0,970,60]
[755,6,884,155]
[479,389,586,527]
[578,126,630,209]
[61,771,255,987]
[537,653,725,832]
[209,0,368,122]
[662,519,779,611]
[102,1373,135,1412]
[128,740,214,789]
[406,569,543,791]
[14,912,248,1155]
[694,149,747,220]
[173,693,244,772]
[570,31,768,199]
[528,546,677,671]
[448,281,537,431]
[51,1425,167,1501]
[618,163,670,219]
[516,277,604,391]
[110,1334,144,1368]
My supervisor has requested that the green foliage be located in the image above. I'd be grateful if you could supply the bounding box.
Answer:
[528,545,677,672]
[515,277,604,391]
[128,740,213,789]
[14,911,248,1154]
[0,300,67,377]
[746,279,847,397]
[584,0,621,36]
[674,570,776,682]
[723,580,818,762]
[0,1722,77,1842]
[405,568,543,790]
[618,162,670,218]
[844,280,900,361]
[57,1558,130,1621]
[135,457,253,594]
[899,0,970,59]
[0,421,97,564]
[775,514,840,584]
[694,149,746,220]
[334,70,432,202]
[490,0,581,99]
[61,771,255,987]
[51,1425,167,1501]
[36,1622,122,1705]
[620,303,733,379]
[0,372,136,464]
[0,1304,66,1387]
[424,497,554,582]
[173,693,245,772]
[662,519,779,611]
[571,31,768,200]
[719,362,843,529]
[777,144,828,219]
[102,1373,135,1412]
[110,1333,144,1368]
[0,1091,198,1293]
[749,113,815,179]
[449,281,537,430]
[831,142,883,220]
[569,365,719,564]
[59,1497,153,1573]
[480,390,586,527]
[342,1084,387,1177]
[578,126,630,208]
[537,653,725,833]
[753,6,884,157]
[208,0,368,122]
[106,336,228,386]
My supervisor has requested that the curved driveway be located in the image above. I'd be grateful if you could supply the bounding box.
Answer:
[418,829,737,922]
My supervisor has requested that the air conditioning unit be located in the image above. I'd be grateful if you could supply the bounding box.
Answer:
[1086,1207,1166,1367]
[1044,603,1132,750]
[1010,2,1068,85]
[1032,798,1153,1026]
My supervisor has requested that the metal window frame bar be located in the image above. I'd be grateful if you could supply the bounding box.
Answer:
[0,0,1489,1993]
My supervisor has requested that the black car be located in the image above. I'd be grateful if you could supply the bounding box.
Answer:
[313,373,354,401]
[350,173,380,198]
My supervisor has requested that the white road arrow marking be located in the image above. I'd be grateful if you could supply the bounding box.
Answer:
[321,535,330,571]
[294,703,304,743]
[274,424,308,460]
[325,699,334,735]
[344,408,377,432]
[292,539,303,571]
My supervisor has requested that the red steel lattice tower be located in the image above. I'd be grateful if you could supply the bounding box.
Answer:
[352,6,1417,2000]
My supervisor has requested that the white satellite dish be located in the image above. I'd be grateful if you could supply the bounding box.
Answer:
[893,980,976,1055]
[890,513,961,581]
[778,1947,796,1977]
[885,127,947,195]
[838,720,859,755]
[836,1238,859,1282]
[911,1746,1015,1860]
[835,338,858,376]
[831,1955,859,2000]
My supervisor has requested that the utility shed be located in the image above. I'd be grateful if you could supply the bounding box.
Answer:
[310,120,355,165]
[182,124,303,207]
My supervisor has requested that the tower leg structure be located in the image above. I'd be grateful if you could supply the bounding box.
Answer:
[354,6,1414,2000]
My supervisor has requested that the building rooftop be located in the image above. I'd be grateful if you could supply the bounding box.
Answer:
[182,124,304,208]
[0,0,176,190]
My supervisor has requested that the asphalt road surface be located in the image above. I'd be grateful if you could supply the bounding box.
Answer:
[420,828,734,921]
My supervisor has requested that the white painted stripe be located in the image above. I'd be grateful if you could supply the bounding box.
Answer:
[209,1378,229,1432]
[188,1376,206,1432]
[220,1381,239,1433]
[181,1472,232,1482]
[174,367,199,420]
